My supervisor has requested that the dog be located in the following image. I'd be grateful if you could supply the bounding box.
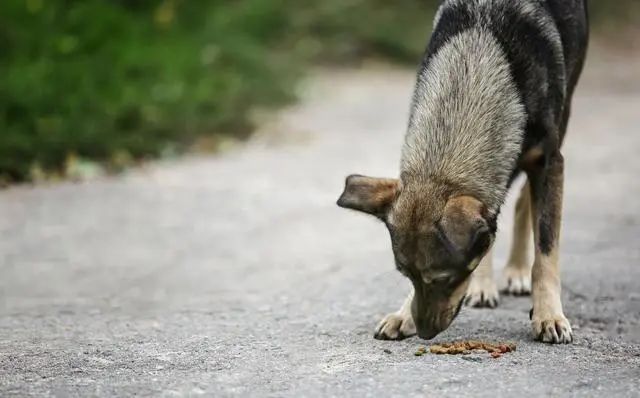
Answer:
[337,0,589,344]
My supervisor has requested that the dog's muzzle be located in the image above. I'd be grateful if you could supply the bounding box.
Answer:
[411,279,468,339]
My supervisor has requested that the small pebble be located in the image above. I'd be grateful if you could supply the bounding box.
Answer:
[414,346,427,356]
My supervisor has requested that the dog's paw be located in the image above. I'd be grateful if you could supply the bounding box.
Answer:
[465,276,499,308]
[502,265,531,296]
[374,312,416,340]
[531,312,573,344]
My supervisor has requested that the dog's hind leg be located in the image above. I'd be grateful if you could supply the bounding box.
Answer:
[374,289,416,340]
[464,246,499,308]
[528,150,572,343]
[502,180,533,295]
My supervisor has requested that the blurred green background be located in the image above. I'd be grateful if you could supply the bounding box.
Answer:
[0,0,637,183]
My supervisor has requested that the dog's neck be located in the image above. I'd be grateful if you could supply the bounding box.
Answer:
[400,28,526,213]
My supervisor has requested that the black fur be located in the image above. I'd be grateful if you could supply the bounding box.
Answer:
[529,151,564,255]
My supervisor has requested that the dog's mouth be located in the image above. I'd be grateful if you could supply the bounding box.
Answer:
[411,278,470,340]
[453,296,465,319]
[413,298,465,340]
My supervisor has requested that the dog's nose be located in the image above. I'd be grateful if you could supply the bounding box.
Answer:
[414,318,444,340]
[416,328,440,340]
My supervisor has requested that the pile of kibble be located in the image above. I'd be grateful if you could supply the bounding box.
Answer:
[414,341,516,358]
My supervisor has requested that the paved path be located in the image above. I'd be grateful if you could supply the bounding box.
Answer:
[1,56,639,397]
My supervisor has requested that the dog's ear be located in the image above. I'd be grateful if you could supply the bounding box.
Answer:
[437,196,492,266]
[337,174,399,219]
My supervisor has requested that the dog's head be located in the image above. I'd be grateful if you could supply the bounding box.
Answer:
[337,174,494,339]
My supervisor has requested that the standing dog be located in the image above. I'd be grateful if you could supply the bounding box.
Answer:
[337,0,588,343]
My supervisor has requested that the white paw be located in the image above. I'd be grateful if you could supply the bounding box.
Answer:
[374,312,416,340]
[531,312,573,344]
[464,276,499,308]
[502,265,531,295]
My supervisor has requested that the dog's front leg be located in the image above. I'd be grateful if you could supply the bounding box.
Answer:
[503,180,532,295]
[465,246,499,308]
[528,150,573,343]
[374,289,416,340]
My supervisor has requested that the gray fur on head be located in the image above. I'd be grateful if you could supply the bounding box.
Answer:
[400,27,526,213]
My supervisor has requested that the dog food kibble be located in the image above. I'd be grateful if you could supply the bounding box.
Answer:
[414,346,427,356]
[424,341,516,357]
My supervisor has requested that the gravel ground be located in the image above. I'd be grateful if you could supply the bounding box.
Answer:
[1,54,639,397]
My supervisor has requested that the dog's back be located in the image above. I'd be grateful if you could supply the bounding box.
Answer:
[402,0,589,212]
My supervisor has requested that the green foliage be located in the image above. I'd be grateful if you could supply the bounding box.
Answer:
[588,0,640,33]
[0,1,288,180]
[0,0,434,182]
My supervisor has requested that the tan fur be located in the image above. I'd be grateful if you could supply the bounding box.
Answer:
[503,181,533,295]
[529,157,572,343]
[336,175,399,217]
[374,289,416,340]
[440,196,487,251]
[519,146,545,171]
[465,246,499,307]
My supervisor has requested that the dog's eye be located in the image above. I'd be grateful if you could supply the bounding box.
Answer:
[427,272,455,286]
